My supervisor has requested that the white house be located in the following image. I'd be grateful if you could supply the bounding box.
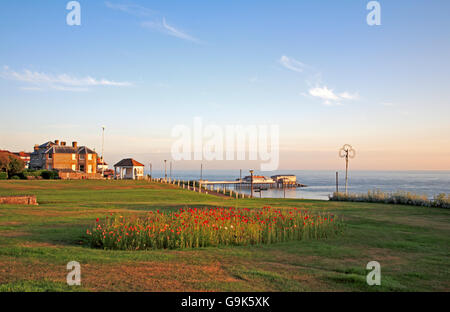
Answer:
[114,158,145,180]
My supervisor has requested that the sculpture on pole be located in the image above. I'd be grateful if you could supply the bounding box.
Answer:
[339,144,356,194]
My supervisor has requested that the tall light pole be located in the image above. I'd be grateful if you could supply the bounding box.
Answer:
[101,125,105,177]
[164,160,167,181]
[149,163,152,179]
[339,144,356,195]
[170,161,172,180]
[239,169,242,192]
[249,169,254,198]
[200,163,203,181]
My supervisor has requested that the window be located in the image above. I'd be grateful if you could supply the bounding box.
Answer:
[88,165,92,173]
[80,154,85,160]
[72,164,76,171]
[88,154,92,160]
[72,154,76,160]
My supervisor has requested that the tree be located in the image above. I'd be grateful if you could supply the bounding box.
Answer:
[0,152,25,178]
[0,152,10,172]
[8,157,25,177]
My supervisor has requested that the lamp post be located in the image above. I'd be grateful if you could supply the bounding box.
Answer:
[249,169,254,198]
[200,163,203,181]
[164,160,167,181]
[339,144,356,195]
[101,125,105,177]
[150,163,152,179]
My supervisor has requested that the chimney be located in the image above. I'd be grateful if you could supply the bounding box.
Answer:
[34,144,39,152]
[61,141,66,146]
[72,141,78,148]
[55,140,60,145]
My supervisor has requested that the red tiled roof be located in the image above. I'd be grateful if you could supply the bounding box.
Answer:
[114,158,145,167]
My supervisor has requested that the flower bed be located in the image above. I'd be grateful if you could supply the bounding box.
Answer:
[87,206,344,250]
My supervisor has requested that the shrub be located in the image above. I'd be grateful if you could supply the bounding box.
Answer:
[330,190,449,209]
[0,172,7,180]
[87,206,344,250]
[10,175,21,180]
[40,170,59,180]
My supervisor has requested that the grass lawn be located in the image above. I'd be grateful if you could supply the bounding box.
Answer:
[0,180,448,292]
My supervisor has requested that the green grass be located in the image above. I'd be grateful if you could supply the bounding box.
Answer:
[0,180,449,292]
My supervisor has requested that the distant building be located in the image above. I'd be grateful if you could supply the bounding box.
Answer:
[13,152,31,169]
[97,157,108,172]
[30,140,98,175]
[271,175,297,185]
[242,175,274,184]
[114,158,145,180]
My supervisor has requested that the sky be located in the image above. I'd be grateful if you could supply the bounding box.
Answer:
[0,0,449,171]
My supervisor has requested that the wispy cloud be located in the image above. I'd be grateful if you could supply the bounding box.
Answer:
[278,54,360,107]
[141,18,200,43]
[1,66,132,92]
[106,2,200,43]
[307,86,358,106]
[104,1,155,17]
[278,55,306,73]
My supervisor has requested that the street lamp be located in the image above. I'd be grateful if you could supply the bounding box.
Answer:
[164,160,167,181]
[249,169,254,198]
[101,125,106,177]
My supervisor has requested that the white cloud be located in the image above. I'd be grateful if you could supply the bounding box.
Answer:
[277,55,361,107]
[141,18,200,43]
[309,86,340,101]
[279,55,306,73]
[104,1,155,17]
[308,85,358,106]
[1,67,132,92]
[339,92,359,100]
[106,2,200,43]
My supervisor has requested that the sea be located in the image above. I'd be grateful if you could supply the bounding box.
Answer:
[147,170,450,200]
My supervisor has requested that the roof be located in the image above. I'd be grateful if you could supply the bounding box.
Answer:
[77,146,96,154]
[114,158,145,167]
[271,175,296,177]
[39,141,55,148]
[14,152,30,157]
[44,146,97,155]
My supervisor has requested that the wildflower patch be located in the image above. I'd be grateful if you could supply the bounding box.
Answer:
[86,206,344,250]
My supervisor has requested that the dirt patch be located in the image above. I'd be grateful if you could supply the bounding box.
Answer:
[82,261,239,291]
[19,241,60,248]
[0,258,239,292]
[0,221,25,226]
[0,230,30,238]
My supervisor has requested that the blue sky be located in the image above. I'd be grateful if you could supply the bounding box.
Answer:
[1,0,449,170]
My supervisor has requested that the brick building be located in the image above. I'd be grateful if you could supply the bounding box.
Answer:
[30,140,99,177]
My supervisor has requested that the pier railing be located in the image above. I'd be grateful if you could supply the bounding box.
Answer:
[149,177,251,199]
